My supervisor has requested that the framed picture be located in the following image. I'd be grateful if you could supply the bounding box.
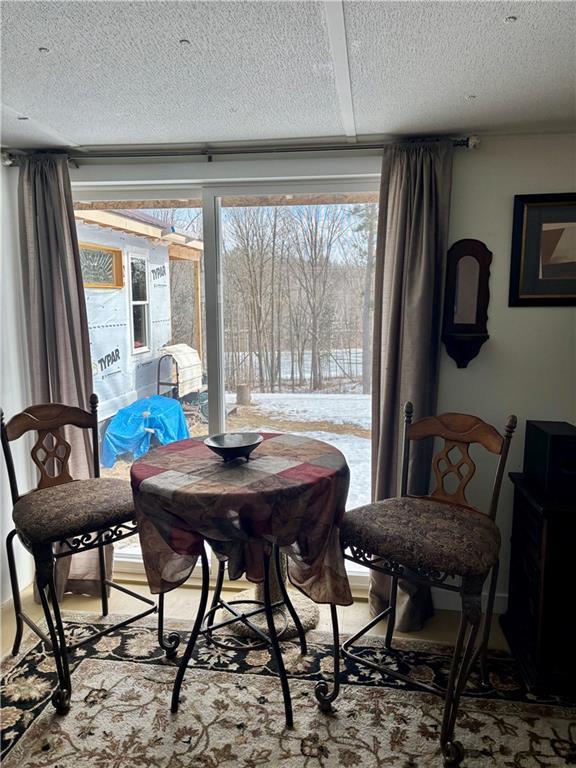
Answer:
[509,193,576,306]
[79,242,124,289]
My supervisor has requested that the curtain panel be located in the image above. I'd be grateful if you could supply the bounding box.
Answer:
[18,154,107,600]
[370,141,454,631]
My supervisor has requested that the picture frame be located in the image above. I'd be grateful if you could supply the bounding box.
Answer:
[509,193,576,306]
[79,242,124,289]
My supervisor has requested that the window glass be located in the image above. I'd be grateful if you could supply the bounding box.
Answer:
[219,192,378,577]
[131,258,147,301]
[74,200,205,568]
[132,305,148,349]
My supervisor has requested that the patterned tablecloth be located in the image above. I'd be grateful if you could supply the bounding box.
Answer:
[130,433,353,606]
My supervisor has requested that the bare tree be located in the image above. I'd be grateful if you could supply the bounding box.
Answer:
[223,207,289,390]
[288,206,348,390]
[148,207,203,239]
[346,204,378,393]
[220,202,371,395]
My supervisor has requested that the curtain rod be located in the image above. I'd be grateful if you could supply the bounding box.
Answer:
[68,136,478,160]
[2,136,479,166]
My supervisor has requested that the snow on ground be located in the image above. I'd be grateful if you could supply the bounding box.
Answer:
[226,392,371,431]
[225,392,372,509]
[299,430,371,510]
[247,424,371,509]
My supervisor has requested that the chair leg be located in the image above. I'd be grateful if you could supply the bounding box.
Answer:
[385,574,399,649]
[171,547,210,713]
[6,530,24,656]
[97,542,109,617]
[440,582,483,767]
[274,545,307,656]
[263,545,293,729]
[479,560,499,688]
[34,545,72,715]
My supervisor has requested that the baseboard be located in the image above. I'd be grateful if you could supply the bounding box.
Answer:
[432,587,508,615]
[1,594,15,611]
[1,572,509,616]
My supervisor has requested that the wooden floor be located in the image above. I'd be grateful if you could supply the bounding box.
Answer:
[0,577,508,658]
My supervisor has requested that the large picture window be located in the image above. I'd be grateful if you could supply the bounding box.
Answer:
[73,177,378,588]
[129,252,149,351]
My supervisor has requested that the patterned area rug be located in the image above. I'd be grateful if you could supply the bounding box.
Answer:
[1,613,575,767]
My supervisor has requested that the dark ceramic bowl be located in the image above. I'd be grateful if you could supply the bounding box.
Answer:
[204,432,263,462]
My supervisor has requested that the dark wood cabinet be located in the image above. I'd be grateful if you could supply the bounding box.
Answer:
[500,473,576,695]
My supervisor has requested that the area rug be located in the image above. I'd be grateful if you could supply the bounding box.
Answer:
[2,613,575,767]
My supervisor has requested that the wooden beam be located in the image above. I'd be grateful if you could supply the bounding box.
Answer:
[75,192,378,212]
[75,209,166,240]
[163,235,203,251]
[221,191,378,208]
[75,209,203,251]
[74,199,202,210]
[168,244,202,262]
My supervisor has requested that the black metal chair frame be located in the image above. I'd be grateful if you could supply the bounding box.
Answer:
[169,544,341,728]
[1,394,157,715]
[342,402,516,767]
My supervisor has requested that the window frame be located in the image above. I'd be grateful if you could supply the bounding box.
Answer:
[127,249,151,355]
[72,171,381,591]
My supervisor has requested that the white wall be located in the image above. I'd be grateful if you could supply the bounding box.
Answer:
[436,133,576,612]
[0,166,34,604]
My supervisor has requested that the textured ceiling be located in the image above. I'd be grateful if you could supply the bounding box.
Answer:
[1,0,575,150]
[345,1,576,136]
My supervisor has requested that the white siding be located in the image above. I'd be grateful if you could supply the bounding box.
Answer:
[76,221,172,421]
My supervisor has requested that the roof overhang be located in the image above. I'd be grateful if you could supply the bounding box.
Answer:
[74,208,204,252]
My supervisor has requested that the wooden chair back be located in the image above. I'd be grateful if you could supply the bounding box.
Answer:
[0,394,99,503]
[400,402,517,520]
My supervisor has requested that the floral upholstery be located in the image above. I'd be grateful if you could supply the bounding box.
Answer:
[341,497,500,578]
[13,478,135,544]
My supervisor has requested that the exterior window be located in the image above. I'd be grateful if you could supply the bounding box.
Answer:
[79,242,123,288]
[129,254,149,351]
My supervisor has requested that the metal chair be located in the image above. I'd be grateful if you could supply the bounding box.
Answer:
[1,394,156,714]
[341,402,516,766]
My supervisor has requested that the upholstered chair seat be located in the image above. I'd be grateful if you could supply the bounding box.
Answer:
[341,497,500,579]
[13,478,135,544]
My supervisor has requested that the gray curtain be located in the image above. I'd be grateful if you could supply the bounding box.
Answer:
[18,153,110,600]
[370,140,454,631]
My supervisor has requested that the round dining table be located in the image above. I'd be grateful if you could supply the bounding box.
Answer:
[130,431,353,727]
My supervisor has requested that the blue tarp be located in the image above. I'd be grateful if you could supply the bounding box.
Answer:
[101,395,189,468]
